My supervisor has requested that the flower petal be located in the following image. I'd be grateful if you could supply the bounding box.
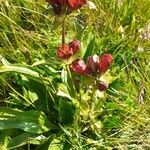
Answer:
[67,0,86,10]
[98,54,113,74]
[57,44,73,59]
[71,59,91,76]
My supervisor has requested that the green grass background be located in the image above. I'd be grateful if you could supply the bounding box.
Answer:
[0,0,150,149]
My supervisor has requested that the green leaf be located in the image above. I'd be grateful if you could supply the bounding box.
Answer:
[81,32,95,60]
[35,136,55,150]
[21,77,53,113]
[0,65,39,78]
[48,139,63,150]
[61,66,76,97]
[59,98,75,124]
[7,132,41,149]
[0,64,51,84]
[83,37,95,61]
[57,84,72,100]
[104,115,122,129]
[0,108,54,134]
[100,71,118,84]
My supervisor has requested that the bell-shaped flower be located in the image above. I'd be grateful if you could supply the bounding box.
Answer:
[57,44,73,59]
[69,39,81,54]
[57,39,80,60]
[67,0,86,10]
[98,54,113,74]
[87,54,99,74]
[45,0,86,15]
[71,59,91,76]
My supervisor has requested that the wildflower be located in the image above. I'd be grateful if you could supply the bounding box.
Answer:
[57,39,80,59]
[46,0,64,15]
[97,82,108,91]
[98,54,113,74]
[69,39,81,54]
[87,54,99,74]
[67,0,86,10]
[46,0,86,15]
[71,59,91,76]
[57,44,73,59]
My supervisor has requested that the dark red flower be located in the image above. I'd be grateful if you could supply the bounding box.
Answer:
[46,0,66,15]
[45,0,86,15]
[71,59,91,76]
[97,82,108,91]
[69,39,80,54]
[98,54,113,74]
[46,0,66,5]
[57,44,73,59]
[87,54,99,74]
[67,0,86,10]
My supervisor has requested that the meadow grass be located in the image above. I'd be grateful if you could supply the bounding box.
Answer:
[0,0,150,149]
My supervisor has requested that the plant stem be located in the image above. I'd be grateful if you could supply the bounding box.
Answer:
[61,16,76,95]
[89,77,98,116]
[66,64,76,96]
[62,16,66,45]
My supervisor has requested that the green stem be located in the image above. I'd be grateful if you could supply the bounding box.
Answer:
[27,140,30,150]
[66,64,76,95]
[62,16,66,45]
[89,77,98,116]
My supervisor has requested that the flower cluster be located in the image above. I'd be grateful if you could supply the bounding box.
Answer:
[57,39,80,59]
[71,54,113,76]
[46,0,86,15]
[71,54,113,91]
[56,39,112,91]
[49,0,113,92]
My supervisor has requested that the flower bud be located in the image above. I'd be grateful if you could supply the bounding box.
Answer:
[57,44,73,59]
[87,54,99,74]
[69,39,81,54]
[98,82,108,91]
[71,59,91,76]
[98,54,113,74]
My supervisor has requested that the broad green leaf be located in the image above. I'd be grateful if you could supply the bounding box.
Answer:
[0,65,51,84]
[0,129,47,150]
[0,108,54,134]
[61,67,76,97]
[57,84,72,100]
[59,98,75,124]
[0,65,39,78]
[83,37,95,61]
[7,132,42,149]
[100,71,118,84]
[81,32,95,60]
[21,77,53,112]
